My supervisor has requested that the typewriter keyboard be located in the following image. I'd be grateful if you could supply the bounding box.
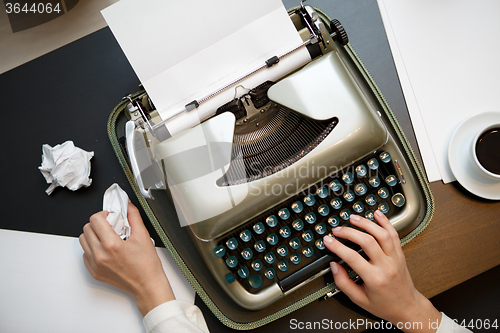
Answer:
[213,150,406,293]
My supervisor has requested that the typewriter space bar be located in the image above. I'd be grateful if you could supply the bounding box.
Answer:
[279,254,338,292]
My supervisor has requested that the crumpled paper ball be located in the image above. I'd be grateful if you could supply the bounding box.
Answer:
[39,141,94,195]
[103,183,131,240]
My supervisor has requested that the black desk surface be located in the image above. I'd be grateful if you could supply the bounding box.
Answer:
[1,1,498,332]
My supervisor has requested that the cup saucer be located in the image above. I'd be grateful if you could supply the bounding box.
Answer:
[448,111,500,200]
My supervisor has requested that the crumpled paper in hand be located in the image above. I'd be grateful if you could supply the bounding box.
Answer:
[103,183,131,240]
[39,141,94,195]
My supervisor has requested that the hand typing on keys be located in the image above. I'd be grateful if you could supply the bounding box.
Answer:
[323,210,442,333]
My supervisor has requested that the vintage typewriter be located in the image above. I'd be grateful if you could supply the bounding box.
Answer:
[122,4,427,311]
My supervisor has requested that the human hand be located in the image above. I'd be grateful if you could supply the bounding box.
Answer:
[79,202,175,316]
[323,210,441,332]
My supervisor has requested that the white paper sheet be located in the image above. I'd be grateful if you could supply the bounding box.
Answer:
[377,0,500,183]
[0,229,195,333]
[102,0,310,136]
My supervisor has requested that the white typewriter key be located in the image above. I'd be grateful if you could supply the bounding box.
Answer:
[277,260,289,272]
[266,233,278,246]
[302,246,314,258]
[378,202,390,214]
[279,226,291,238]
[330,198,342,210]
[365,210,375,221]
[378,187,389,199]
[340,209,351,221]
[238,266,249,279]
[369,176,381,188]
[355,165,368,177]
[318,204,329,217]
[278,208,290,220]
[343,190,355,202]
[289,237,301,250]
[266,215,278,227]
[291,201,303,213]
[264,252,276,264]
[391,193,406,207]
[264,267,276,279]
[385,175,398,187]
[226,238,238,250]
[254,240,266,253]
[315,239,325,250]
[367,158,379,170]
[380,151,392,163]
[352,201,364,213]
[355,183,367,196]
[315,222,327,235]
[342,172,354,184]
[302,230,314,242]
[317,186,328,198]
[276,245,288,257]
[253,222,265,235]
[240,230,252,242]
[304,212,316,224]
[251,259,263,271]
[365,194,377,206]
[213,245,225,258]
[328,215,340,227]
[292,219,304,231]
[241,248,253,260]
[329,179,342,192]
[304,194,316,206]
[290,253,302,265]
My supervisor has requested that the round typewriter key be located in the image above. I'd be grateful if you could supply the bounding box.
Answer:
[391,193,406,207]
[304,194,316,207]
[290,253,302,265]
[317,186,328,198]
[315,222,327,235]
[343,190,355,202]
[365,194,377,206]
[379,151,392,163]
[354,183,367,196]
[292,219,304,231]
[369,176,381,188]
[367,158,379,170]
[330,197,342,210]
[302,245,314,258]
[241,248,253,260]
[251,259,263,271]
[254,240,266,253]
[365,210,375,221]
[253,222,265,235]
[266,215,278,227]
[378,202,390,214]
[352,201,364,213]
[226,238,238,250]
[276,245,288,257]
[328,215,340,227]
[226,256,238,268]
[318,204,329,216]
[264,267,276,280]
[378,187,389,199]
[238,266,249,279]
[277,260,289,272]
[278,208,290,220]
[355,164,368,177]
[302,230,314,242]
[340,209,351,221]
[264,252,276,264]
[385,175,398,187]
[279,226,291,239]
[291,201,303,214]
[248,274,263,288]
[342,172,354,184]
[240,230,252,242]
[213,245,225,258]
[266,233,278,246]
[289,237,301,250]
[315,239,325,250]
[304,212,317,224]
[329,179,342,192]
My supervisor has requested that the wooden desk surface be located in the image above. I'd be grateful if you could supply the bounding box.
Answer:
[404,182,500,298]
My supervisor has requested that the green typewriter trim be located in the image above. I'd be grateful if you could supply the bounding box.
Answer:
[106,8,434,330]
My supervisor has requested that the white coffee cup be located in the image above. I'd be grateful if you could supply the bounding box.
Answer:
[471,123,500,181]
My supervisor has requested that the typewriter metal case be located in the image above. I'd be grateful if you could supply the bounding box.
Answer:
[122,5,429,312]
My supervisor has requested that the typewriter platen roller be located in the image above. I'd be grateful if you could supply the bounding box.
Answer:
[124,5,426,311]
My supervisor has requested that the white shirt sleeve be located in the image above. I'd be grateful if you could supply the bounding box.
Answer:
[436,313,472,333]
[143,300,210,333]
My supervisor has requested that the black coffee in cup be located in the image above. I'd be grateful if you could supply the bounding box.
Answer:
[475,127,500,175]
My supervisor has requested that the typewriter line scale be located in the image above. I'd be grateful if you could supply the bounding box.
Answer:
[125,4,425,311]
